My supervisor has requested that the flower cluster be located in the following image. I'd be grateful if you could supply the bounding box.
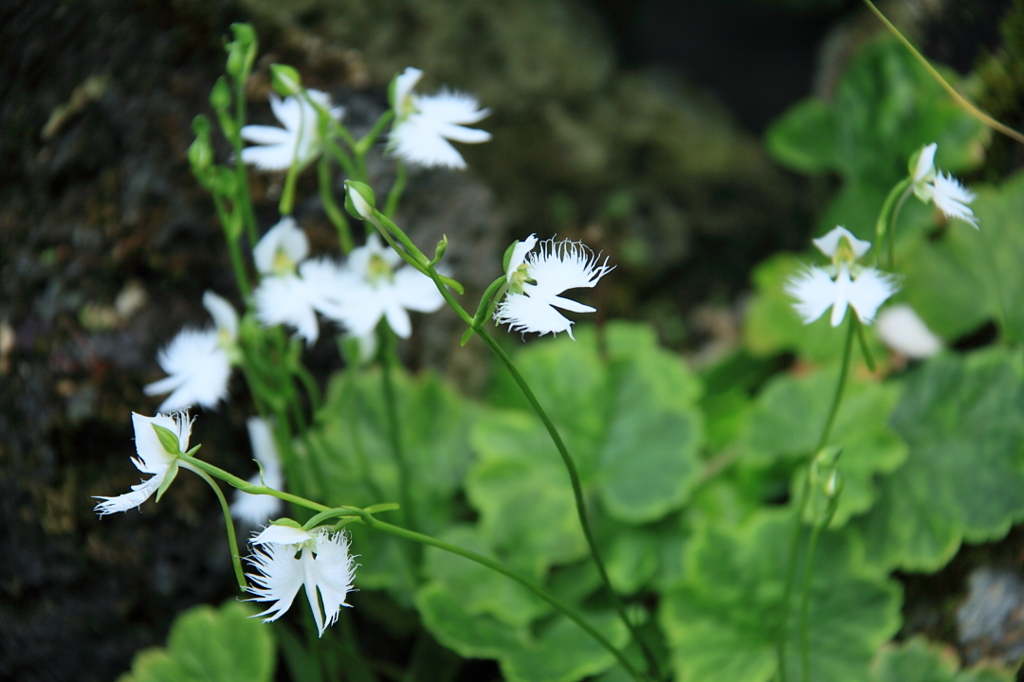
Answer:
[786,226,899,327]
[494,234,613,339]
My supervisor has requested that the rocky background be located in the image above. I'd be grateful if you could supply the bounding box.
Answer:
[2,0,1022,680]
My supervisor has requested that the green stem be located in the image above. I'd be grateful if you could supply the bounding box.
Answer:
[231,78,259,247]
[175,455,640,680]
[862,0,1024,146]
[777,315,856,682]
[383,161,407,219]
[359,514,646,682]
[800,523,824,682]
[180,461,247,588]
[318,156,354,254]
[211,194,252,298]
[874,178,911,269]
[355,109,395,157]
[855,317,876,372]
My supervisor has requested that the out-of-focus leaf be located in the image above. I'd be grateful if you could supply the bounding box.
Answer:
[871,637,1014,682]
[116,602,275,682]
[659,511,901,682]
[854,350,1024,571]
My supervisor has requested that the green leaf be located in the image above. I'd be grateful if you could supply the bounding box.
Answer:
[738,367,907,525]
[765,98,837,174]
[854,350,1024,571]
[416,581,629,682]
[871,637,1014,682]
[659,511,901,682]
[117,601,275,682]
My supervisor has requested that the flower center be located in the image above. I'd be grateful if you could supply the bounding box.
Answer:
[367,254,394,285]
[272,249,297,277]
[832,237,858,268]
[507,264,535,295]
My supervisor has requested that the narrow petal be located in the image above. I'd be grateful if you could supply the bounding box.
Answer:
[784,266,837,325]
[240,144,295,171]
[240,124,293,146]
[875,304,942,359]
[544,293,596,314]
[432,121,492,144]
[246,542,305,623]
[393,67,424,113]
[913,143,937,183]
[384,302,412,339]
[506,234,538,280]
[93,471,165,515]
[848,267,900,325]
[203,291,239,340]
[495,292,575,338]
[812,226,871,259]
[269,94,302,132]
[829,266,852,327]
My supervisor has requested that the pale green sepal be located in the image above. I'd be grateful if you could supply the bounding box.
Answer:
[439,275,464,295]
[267,517,304,530]
[364,502,401,514]
[269,64,302,97]
[344,180,377,220]
[155,461,179,503]
[152,423,183,456]
[501,241,517,274]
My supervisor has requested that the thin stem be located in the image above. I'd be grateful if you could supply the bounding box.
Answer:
[211,194,251,298]
[318,156,354,254]
[355,109,395,158]
[800,523,823,682]
[888,188,911,269]
[180,461,247,588]
[179,453,330,513]
[231,77,259,247]
[862,0,1024,145]
[383,161,407,219]
[777,315,856,681]
[855,317,876,372]
[359,514,646,682]
[874,178,911,269]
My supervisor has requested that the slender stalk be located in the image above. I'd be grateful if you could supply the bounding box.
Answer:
[800,523,824,682]
[777,315,856,681]
[383,161,407,219]
[176,454,641,681]
[211,194,251,298]
[862,0,1024,145]
[359,514,646,682]
[874,178,911,269]
[318,156,354,254]
[180,461,247,588]
[231,77,259,246]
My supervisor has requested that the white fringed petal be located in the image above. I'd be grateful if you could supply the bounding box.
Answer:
[144,328,232,412]
[931,173,979,228]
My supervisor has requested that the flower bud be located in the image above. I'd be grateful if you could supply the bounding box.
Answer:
[210,76,232,113]
[344,180,377,220]
[270,64,303,97]
[189,116,215,186]
[226,23,258,81]
[807,446,843,529]
[430,234,449,265]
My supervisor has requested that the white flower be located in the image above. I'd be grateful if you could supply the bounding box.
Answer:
[388,67,491,169]
[910,142,978,228]
[144,291,238,412]
[786,226,899,327]
[241,89,344,171]
[246,525,357,637]
[321,234,444,339]
[875,304,943,359]
[94,411,193,515]
[252,217,347,345]
[231,418,284,527]
[494,235,613,339]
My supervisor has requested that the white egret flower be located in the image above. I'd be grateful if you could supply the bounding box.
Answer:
[230,418,284,527]
[240,89,344,171]
[786,226,899,327]
[875,304,942,359]
[246,524,357,637]
[321,234,444,339]
[910,142,978,228]
[144,292,239,412]
[252,217,347,345]
[388,67,491,169]
[494,234,613,339]
[94,411,193,515]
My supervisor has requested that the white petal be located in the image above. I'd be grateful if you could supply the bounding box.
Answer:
[270,94,302,132]
[306,530,356,636]
[495,292,575,338]
[414,90,490,125]
[526,239,613,297]
[144,328,231,411]
[913,143,937,183]
[829,265,852,327]
[133,412,191,469]
[93,471,165,515]
[392,267,444,313]
[252,524,313,546]
[240,144,296,171]
[247,417,282,474]
[544,293,595,314]
[240,124,293,146]
[254,217,309,274]
[432,120,492,144]
[875,304,942,358]
[384,301,412,339]
[848,267,900,325]
[393,67,423,113]
[785,266,837,325]
[246,542,306,623]
[812,226,871,259]
[931,173,978,228]
[389,119,467,169]
[254,275,321,345]
[506,234,538,280]
[203,291,239,339]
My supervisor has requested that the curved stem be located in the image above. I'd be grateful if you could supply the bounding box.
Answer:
[862,0,1024,145]
[874,178,911,269]
[180,461,247,588]
[383,161,407,219]
[777,315,856,681]
[800,523,823,682]
[360,514,646,682]
[318,155,354,254]
[180,453,330,513]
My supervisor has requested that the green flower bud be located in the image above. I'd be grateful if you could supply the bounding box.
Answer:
[226,23,258,80]
[210,76,232,113]
[270,64,302,97]
[344,180,377,220]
